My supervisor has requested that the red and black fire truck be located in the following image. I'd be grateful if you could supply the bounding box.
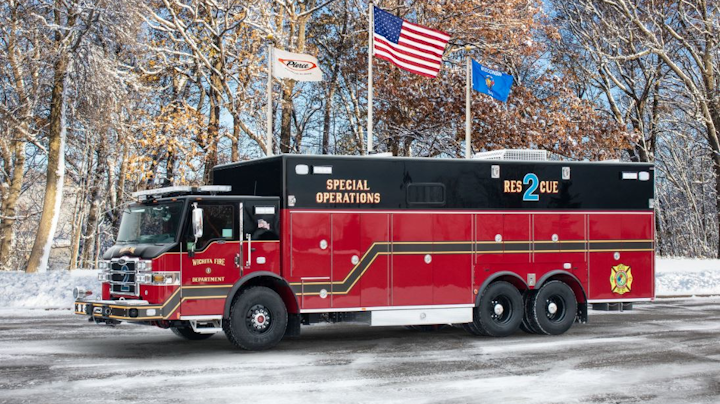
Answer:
[73,151,655,350]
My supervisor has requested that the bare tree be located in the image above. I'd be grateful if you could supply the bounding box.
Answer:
[23,0,143,272]
[0,0,45,270]
[551,1,670,162]
[556,0,720,256]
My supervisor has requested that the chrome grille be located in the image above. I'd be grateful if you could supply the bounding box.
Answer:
[109,258,139,296]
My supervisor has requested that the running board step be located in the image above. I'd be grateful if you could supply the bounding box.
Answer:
[371,307,472,326]
[189,319,222,334]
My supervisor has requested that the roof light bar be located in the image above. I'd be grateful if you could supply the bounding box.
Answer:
[132,186,192,199]
[198,185,232,193]
[131,185,232,200]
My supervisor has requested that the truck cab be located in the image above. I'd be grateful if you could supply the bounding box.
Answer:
[75,186,291,346]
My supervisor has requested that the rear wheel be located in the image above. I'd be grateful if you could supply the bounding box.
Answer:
[466,281,523,337]
[527,281,577,335]
[170,326,214,341]
[223,286,288,351]
[463,322,485,336]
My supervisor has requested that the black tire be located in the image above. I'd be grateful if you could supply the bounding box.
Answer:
[520,290,539,334]
[528,280,577,335]
[463,322,486,336]
[171,326,214,340]
[469,281,524,337]
[223,286,288,351]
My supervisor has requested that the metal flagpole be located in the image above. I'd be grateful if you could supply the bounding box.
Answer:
[367,2,374,155]
[266,38,274,156]
[465,49,472,159]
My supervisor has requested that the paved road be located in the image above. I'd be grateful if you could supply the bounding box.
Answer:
[1,299,719,404]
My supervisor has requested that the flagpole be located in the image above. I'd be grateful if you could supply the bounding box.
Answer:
[465,48,472,159]
[266,37,274,156]
[367,2,374,155]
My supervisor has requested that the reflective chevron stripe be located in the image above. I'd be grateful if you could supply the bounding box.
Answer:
[86,285,234,321]
[289,240,653,296]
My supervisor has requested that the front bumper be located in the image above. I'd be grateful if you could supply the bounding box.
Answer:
[74,299,164,321]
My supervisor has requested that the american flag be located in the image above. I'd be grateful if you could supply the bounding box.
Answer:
[373,6,450,78]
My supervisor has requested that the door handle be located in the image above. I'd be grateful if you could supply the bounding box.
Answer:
[245,233,252,267]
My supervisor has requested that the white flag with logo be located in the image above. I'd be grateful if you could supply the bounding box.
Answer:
[272,48,323,82]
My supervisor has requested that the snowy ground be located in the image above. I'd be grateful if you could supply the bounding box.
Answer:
[1,299,719,404]
[655,258,720,296]
[0,257,718,310]
[0,258,719,403]
[0,270,98,308]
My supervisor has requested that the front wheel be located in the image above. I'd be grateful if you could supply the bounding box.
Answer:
[526,281,577,335]
[466,281,524,337]
[223,286,288,351]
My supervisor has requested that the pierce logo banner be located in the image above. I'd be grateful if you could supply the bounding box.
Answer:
[272,48,323,81]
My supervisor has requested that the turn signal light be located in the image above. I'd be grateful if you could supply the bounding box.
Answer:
[137,272,180,285]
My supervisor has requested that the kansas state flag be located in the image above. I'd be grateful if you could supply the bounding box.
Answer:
[471,59,514,102]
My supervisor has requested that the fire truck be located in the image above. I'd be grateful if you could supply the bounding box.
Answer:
[73,151,655,350]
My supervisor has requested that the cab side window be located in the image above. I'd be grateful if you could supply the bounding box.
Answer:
[243,204,279,241]
[191,204,235,250]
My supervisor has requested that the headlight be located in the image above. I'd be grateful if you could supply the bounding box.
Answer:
[97,272,110,282]
[137,260,153,271]
[98,261,108,270]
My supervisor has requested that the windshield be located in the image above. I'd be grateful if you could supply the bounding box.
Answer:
[117,202,184,244]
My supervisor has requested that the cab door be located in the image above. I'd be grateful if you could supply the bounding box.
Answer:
[240,198,281,276]
[180,201,239,316]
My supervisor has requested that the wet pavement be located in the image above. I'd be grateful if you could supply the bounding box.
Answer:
[1,299,719,403]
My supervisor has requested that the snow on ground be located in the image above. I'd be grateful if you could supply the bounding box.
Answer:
[0,257,718,310]
[1,299,720,404]
[0,270,99,309]
[655,258,720,296]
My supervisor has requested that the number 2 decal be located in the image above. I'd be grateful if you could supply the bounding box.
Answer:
[523,173,539,201]
[120,264,130,292]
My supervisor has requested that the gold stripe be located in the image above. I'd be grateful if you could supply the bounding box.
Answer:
[591,239,654,243]
[292,239,654,295]
[109,315,163,320]
[292,242,385,286]
[165,300,182,319]
[99,284,231,319]
[290,239,652,287]
[591,249,654,252]
[181,296,226,301]
[154,240,280,258]
[107,287,180,310]
[161,296,226,319]
[182,284,233,289]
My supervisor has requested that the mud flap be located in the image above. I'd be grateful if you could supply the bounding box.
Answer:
[576,302,588,324]
[285,313,302,338]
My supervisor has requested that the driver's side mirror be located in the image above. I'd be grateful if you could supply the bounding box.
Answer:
[192,205,204,240]
[189,205,203,258]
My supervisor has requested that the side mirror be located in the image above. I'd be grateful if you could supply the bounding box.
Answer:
[192,205,203,240]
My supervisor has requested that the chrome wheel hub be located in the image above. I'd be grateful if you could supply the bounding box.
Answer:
[247,305,271,332]
[547,302,558,315]
[493,303,505,316]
